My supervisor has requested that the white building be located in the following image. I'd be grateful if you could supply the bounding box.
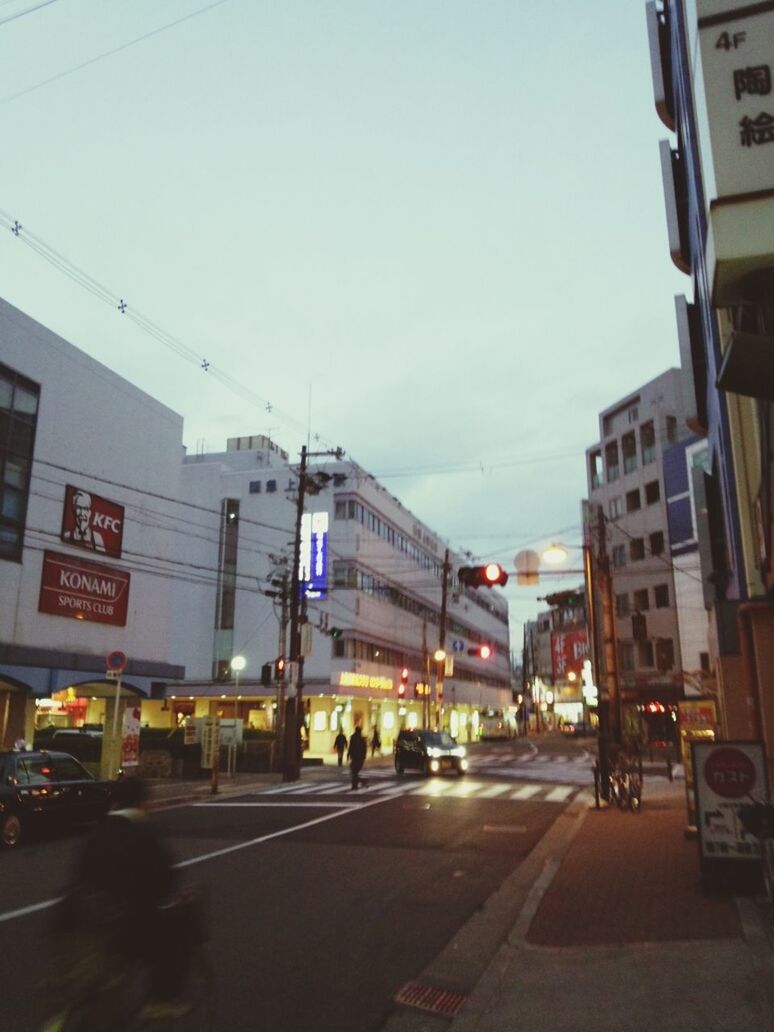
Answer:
[0,299,511,762]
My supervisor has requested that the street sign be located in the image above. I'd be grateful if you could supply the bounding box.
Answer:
[452,640,464,652]
[106,650,128,673]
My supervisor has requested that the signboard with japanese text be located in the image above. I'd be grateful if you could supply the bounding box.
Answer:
[38,550,130,626]
[679,699,719,826]
[121,705,141,769]
[693,740,767,865]
[550,629,588,682]
[61,484,125,559]
[300,511,328,599]
[697,2,774,198]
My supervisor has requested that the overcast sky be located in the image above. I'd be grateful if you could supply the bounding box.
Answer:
[0,0,687,651]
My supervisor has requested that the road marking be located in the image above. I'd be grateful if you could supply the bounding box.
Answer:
[510,785,542,800]
[443,780,486,797]
[478,784,511,798]
[411,779,455,797]
[194,800,351,809]
[482,824,527,834]
[544,786,574,802]
[0,897,61,925]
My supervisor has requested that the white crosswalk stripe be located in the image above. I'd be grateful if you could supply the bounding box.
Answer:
[255,776,578,805]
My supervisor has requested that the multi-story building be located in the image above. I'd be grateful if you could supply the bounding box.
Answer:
[0,298,511,767]
[646,0,774,763]
[584,369,700,743]
[523,589,589,731]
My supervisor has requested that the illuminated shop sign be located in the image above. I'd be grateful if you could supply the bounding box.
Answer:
[300,511,328,599]
[39,550,130,626]
[338,672,393,692]
[551,629,588,681]
[61,484,125,559]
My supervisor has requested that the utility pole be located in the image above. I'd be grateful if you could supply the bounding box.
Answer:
[283,443,343,782]
[434,549,450,730]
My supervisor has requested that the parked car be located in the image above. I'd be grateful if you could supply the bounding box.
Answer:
[560,722,597,737]
[0,750,112,848]
[394,729,468,777]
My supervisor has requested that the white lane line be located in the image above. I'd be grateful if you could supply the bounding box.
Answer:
[510,785,542,800]
[478,784,511,798]
[0,897,61,925]
[262,782,324,795]
[544,786,574,802]
[194,801,351,809]
[410,779,455,797]
[444,780,486,798]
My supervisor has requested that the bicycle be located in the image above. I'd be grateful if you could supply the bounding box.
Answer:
[37,886,216,1031]
[608,754,643,813]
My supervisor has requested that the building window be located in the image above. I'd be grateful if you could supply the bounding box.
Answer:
[334,500,347,519]
[640,421,656,465]
[630,538,645,561]
[249,480,261,494]
[620,643,635,671]
[637,640,654,667]
[628,405,639,424]
[605,441,620,483]
[633,588,650,611]
[609,496,623,518]
[0,363,40,561]
[626,489,641,513]
[622,431,637,474]
[615,593,630,616]
[654,583,669,608]
[665,415,678,443]
[700,651,710,672]
[649,531,665,556]
[656,638,675,671]
[612,544,626,568]
[645,480,661,505]
[266,480,277,493]
[590,450,603,490]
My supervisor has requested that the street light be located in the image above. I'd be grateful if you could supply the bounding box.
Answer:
[230,655,246,718]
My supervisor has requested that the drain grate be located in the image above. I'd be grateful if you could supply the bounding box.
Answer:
[395,980,467,1018]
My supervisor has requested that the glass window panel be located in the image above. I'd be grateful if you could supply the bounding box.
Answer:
[0,485,23,519]
[13,385,38,416]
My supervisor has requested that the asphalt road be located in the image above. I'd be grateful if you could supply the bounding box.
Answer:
[0,737,597,1032]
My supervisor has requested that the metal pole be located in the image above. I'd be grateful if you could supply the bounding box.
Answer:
[284,446,307,782]
[435,549,450,730]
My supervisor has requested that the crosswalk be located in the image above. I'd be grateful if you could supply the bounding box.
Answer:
[256,772,582,805]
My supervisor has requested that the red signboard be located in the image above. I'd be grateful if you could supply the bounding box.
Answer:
[551,629,588,681]
[61,484,125,559]
[703,746,758,800]
[39,550,130,626]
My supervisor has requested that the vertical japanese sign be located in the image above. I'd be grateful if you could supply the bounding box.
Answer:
[697,2,774,197]
[121,705,141,769]
[693,740,767,866]
[299,511,328,599]
[550,629,588,681]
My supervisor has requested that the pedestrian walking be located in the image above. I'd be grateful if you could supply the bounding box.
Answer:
[334,728,348,766]
[370,727,381,757]
[347,725,367,790]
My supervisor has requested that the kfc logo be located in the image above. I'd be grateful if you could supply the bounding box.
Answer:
[61,485,124,558]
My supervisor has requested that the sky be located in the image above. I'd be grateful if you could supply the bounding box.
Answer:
[0,0,687,651]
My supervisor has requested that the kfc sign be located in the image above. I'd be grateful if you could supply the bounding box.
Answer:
[551,629,588,681]
[61,484,124,558]
[39,551,130,626]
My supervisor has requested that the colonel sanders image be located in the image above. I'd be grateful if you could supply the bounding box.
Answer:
[63,490,106,553]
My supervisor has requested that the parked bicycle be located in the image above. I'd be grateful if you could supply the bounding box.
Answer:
[608,749,643,813]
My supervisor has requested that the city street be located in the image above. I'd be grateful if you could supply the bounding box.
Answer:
[0,738,596,1031]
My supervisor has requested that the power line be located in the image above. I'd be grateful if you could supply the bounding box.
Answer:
[0,0,61,28]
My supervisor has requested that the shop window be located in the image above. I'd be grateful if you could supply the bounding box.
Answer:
[645,480,661,505]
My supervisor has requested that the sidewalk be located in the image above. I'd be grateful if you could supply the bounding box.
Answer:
[443,777,774,1032]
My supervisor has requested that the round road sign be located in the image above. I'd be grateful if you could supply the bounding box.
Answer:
[703,746,757,799]
[106,650,128,673]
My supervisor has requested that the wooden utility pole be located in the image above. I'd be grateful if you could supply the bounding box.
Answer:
[434,549,450,730]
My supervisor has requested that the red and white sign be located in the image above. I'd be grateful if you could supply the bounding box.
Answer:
[693,740,768,862]
[121,705,141,768]
[39,550,130,627]
[61,484,125,559]
[106,650,128,673]
[551,629,588,681]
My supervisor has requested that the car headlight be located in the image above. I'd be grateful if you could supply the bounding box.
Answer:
[430,759,440,772]
[427,747,442,758]
[451,746,466,757]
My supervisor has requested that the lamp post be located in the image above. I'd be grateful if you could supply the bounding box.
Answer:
[230,655,246,719]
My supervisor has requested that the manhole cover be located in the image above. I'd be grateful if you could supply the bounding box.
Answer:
[395,981,467,1018]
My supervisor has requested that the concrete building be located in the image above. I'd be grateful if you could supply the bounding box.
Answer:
[646,0,774,763]
[584,369,699,743]
[0,298,511,769]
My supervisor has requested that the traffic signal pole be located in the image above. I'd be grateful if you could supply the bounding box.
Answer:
[434,549,450,729]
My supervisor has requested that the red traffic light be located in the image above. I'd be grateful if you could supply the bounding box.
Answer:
[458,563,508,588]
[467,644,493,659]
[274,657,286,680]
[398,666,409,698]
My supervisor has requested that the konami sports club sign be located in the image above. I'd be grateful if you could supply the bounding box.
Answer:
[39,550,130,627]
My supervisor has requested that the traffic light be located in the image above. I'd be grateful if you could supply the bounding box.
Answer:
[398,667,409,699]
[544,590,584,608]
[458,563,508,588]
[274,657,286,681]
[329,627,343,639]
[261,662,272,687]
[467,644,493,659]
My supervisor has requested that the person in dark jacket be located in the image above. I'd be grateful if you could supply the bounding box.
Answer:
[370,727,381,757]
[334,728,348,766]
[347,725,367,789]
